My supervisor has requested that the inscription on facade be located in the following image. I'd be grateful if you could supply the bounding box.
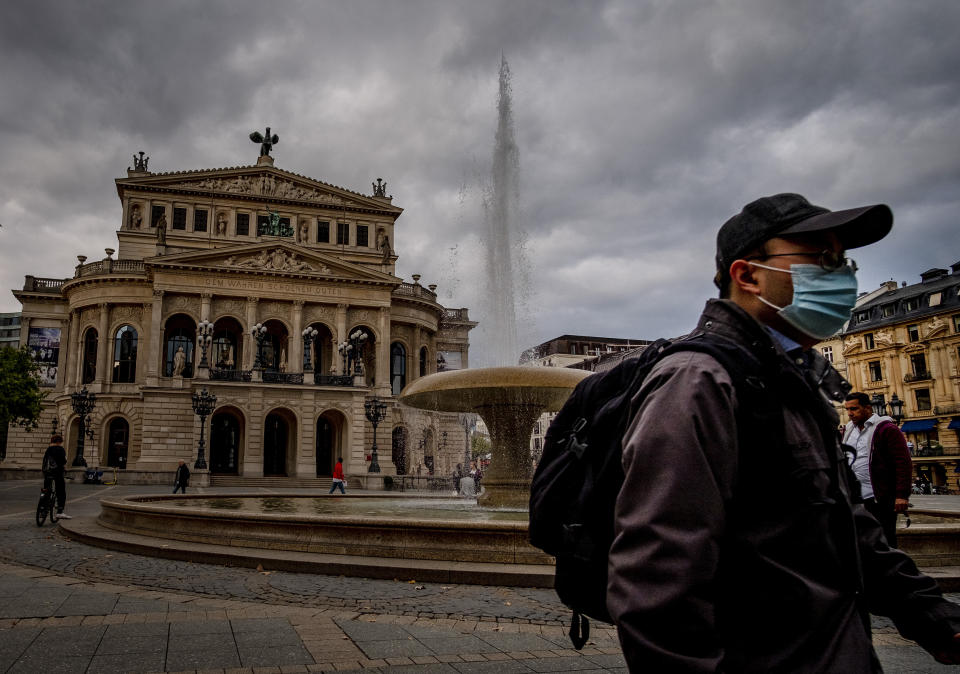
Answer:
[201,278,344,296]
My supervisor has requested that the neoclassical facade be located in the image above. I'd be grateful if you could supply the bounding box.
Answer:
[4,148,476,485]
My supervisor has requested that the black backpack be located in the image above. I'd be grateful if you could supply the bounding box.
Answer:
[42,451,59,476]
[528,333,770,649]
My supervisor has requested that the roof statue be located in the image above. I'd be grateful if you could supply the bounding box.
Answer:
[372,177,388,197]
[129,150,149,172]
[250,127,279,157]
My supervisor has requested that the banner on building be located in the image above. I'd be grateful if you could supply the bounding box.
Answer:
[28,327,61,387]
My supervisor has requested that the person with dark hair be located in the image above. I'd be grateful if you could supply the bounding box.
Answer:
[843,391,912,547]
[608,193,960,671]
[173,460,190,494]
[329,457,346,494]
[41,434,70,518]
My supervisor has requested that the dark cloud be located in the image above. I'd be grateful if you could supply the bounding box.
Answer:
[2,0,958,365]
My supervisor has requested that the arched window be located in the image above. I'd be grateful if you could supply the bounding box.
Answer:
[112,325,138,383]
[419,346,428,377]
[164,314,196,377]
[390,342,406,396]
[82,328,98,384]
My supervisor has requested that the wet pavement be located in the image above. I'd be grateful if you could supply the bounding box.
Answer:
[0,480,958,672]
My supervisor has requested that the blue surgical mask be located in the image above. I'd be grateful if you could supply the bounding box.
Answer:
[749,262,858,340]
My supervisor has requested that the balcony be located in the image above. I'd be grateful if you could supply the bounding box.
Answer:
[75,259,146,277]
[209,369,354,387]
[210,369,253,382]
[934,404,960,416]
[393,282,437,301]
[22,276,67,292]
[864,379,887,390]
[905,372,933,383]
[263,372,304,385]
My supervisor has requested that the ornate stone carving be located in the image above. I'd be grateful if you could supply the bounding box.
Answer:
[129,203,143,229]
[250,127,279,157]
[926,316,947,337]
[214,298,245,317]
[215,211,228,236]
[305,305,334,322]
[114,305,141,322]
[223,249,322,272]
[874,330,894,347]
[166,176,350,205]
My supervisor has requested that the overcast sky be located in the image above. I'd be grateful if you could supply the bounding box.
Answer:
[2,0,958,366]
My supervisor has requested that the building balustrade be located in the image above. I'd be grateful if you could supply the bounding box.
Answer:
[443,308,469,321]
[314,374,355,387]
[22,276,66,292]
[74,260,146,278]
[934,403,960,416]
[393,282,438,301]
[864,379,888,389]
[905,372,933,383]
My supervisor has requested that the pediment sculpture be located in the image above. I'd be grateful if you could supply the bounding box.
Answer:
[874,329,894,347]
[223,249,331,274]
[926,315,947,338]
[167,175,349,204]
[842,335,861,354]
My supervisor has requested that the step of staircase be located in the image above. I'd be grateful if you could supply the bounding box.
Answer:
[208,475,335,489]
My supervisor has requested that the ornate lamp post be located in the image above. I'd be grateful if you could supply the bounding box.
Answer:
[191,387,217,470]
[459,413,473,473]
[349,329,369,376]
[196,319,214,368]
[302,327,319,372]
[338,340,351,375]
[70,387,96,467]
[870,393,884,412]
[887,394,905,425]
[251,323,268,370]
[364,396,388,473]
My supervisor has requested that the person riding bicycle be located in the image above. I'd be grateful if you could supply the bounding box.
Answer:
[41,434,71,519]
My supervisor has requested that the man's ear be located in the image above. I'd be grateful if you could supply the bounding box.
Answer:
[729,259,761,296]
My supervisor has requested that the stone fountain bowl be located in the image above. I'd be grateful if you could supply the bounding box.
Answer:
[399,366,592,508]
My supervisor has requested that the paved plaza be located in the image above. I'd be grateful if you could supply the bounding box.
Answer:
[0,481,958,672]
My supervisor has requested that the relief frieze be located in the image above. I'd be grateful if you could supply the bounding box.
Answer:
[223,249,330,273]
[164,175,354,205]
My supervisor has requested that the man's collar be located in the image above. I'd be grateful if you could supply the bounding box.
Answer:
[766,326,804,354]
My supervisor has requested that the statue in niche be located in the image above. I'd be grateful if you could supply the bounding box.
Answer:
[249,126,279,156]
[216,212,227,236]
[156,214,167,244]
[172,346,186,376]
[220,345,234,368]
[129,204,142,229]
[377,229,391,263]
[297,220,309,244]
[278,347,287,372]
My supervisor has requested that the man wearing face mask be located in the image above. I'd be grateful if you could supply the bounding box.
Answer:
[607,193,960,672]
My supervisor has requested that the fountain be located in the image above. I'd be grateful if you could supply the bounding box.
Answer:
[398,366,589,508]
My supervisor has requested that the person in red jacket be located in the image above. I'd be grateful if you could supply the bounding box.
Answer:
[329,456,346,494]
[843,391,912,547]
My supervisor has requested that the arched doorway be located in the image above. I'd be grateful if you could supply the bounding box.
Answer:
[305,322,334,375]
[263,409,296,476]
[392,426,408,475]
[82,328,98,384]
[107,418,129,469]
[210,410,243,474]
[315,409,346,477]
[391,342,407,395]
[348,325,377,384]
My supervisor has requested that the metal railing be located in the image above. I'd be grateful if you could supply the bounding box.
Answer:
[314,374,355,387]
[210,369,253,382]
[904,372,932,382]
[263,372,304,384]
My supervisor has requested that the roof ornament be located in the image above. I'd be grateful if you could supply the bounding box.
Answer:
[130,151,149,172]
[250,127,279,157]
[372,178,389,197]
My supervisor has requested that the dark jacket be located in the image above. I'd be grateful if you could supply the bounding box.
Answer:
[844,419,912,506]
[174,464,190,486]
[42,445,67,475]
[607,299,960,673]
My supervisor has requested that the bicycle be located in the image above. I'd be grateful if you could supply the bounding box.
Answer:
[102,466,119,486]
[35,481,60,526]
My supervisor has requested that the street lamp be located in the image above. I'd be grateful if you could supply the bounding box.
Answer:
[302,326,319,372]
[887,394,905,425]
[337,340,351,375]
[70,387,96,467]
[870,393,884,411]
[191,387,217,470]
[459,413,473,473]
[196,319,214,368]
[349,329,369,376]
[251,323,268,370]
[364,396,388,473]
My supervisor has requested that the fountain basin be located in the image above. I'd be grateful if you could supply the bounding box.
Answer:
[399,366,591,508]
[96,493,552,568]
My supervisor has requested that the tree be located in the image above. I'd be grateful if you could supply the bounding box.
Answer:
[471,434,490,460]
[0,346,45,431]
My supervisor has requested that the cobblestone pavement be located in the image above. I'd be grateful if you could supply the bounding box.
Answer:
[0,481,957,672]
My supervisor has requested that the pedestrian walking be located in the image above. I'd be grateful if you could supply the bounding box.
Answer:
[329,456,346,494]
[608,193,960,670]
[173,460,190,494]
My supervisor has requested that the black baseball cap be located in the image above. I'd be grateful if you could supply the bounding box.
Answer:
[714,193,893,289]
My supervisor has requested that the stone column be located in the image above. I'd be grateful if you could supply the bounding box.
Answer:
[200,293,212,320]
[66,310,80,391]
[412,326,421,381]
[96,304,110,389]
[55,318,69,391]
[245,297,259,369]
[377,307,390,394]
[932,346,948,398]
[147,291,164,386]
[18,316,31,348]
[336,303,348,375]
[291,300,304,373]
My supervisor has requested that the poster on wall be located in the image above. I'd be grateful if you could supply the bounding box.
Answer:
[28,327,61,387]
[437,350,462,372]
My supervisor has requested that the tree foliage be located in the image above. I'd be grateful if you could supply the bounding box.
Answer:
[0,346,45,430]
[471,434,490,458]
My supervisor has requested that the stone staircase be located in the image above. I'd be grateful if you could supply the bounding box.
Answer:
[208,475,335,490]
